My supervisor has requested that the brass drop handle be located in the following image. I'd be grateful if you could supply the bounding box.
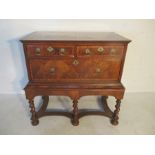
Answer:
[73,60,79,66]
[85,48,91,55]
[47,46,54,53]
[59,48,66,55]
[110,48,117,54]
[35,48,41,55]
[49,67,55,74]
[97,47,104,54]
[96,68,101,73]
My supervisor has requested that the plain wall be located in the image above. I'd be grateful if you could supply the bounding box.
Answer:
[0,19,155,94]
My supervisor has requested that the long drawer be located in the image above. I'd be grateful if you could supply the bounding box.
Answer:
[29,57,122,82]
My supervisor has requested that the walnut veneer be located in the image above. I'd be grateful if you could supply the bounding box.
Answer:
[21,31,131,126]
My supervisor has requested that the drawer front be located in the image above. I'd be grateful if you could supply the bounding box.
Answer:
[29,57,121,81]
[77,45,124,57]
[76,58,121,80]
[29,59,78,81]
[26,44,74,57]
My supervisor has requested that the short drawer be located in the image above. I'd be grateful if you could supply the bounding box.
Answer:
[25,44,74,57]
[77,45,124,57]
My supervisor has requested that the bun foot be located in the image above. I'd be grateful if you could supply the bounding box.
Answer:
[71,120,79,126]
[111,119,119,125]
[31,119,39,126]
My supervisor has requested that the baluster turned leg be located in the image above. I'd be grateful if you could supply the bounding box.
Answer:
[111,99,121,125]
[29,99,39,126]
[72,100,79,126]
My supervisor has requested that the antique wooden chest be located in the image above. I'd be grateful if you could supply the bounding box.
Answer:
[21,32,131,126]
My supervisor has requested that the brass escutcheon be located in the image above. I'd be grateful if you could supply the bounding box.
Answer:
[59,48,66,55]
[110,48,117,54]
[47,46,54,53]
[85,48,91,55]
[97,47,104,53]
[96,68,101,73]
[50,67,55,74]
[73,60,79,66]
[35,47,41,55]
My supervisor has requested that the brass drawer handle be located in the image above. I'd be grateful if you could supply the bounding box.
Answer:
[96,68,101,73]
[85,48,91,55]
[59,48,66,55]
[47,46,54,53]
[49,67,55,74]
[110,48,117,55]
[73,60,79,66]
[35,48,41,55]
[97,47,104,54]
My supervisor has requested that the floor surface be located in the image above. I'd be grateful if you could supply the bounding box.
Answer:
[0,93,155,135]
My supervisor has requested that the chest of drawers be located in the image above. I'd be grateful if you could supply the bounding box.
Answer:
[21,32,131,126]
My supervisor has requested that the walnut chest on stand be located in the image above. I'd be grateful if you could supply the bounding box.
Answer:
[20,32,131,126]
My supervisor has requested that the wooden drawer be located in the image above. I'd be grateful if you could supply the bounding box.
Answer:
[29,59,78,81]
[29,57,121,82]
[77,45,124,57]
[77,58,121,80]
[26,44,74,57]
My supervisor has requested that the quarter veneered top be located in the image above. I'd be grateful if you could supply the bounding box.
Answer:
[20,31,131,42]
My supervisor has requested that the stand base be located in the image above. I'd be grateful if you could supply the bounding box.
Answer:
[33,96,118,126]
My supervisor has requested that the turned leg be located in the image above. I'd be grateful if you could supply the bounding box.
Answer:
[72,100,79,126]
[111,99,121,125]
[29,99,39,126]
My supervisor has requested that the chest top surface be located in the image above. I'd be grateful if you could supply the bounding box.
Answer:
[21,31,131,42]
